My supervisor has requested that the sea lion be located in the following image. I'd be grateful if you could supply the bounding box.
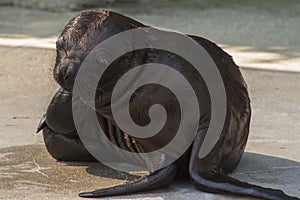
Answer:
[37,10,299,200]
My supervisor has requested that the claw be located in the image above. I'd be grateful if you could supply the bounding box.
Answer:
[36,114,48,133]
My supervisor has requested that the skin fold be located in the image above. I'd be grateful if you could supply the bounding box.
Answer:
[37,10,299,200]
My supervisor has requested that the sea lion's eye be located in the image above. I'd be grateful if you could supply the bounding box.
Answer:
[56,37,68,57]
[61,46,68,57]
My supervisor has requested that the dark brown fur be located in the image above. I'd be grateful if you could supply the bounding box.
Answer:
[37,10,299,200]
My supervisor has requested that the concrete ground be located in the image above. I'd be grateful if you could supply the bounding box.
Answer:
[0,2,299,200]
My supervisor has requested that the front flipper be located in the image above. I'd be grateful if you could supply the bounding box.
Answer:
[42,127,97,162]
[189,129,299,200]
[37,87,96,162]
[44,87,76,134]
[79,163,177,198]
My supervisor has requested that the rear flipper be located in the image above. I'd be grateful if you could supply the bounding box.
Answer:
[79,163,177,197]
[190,171,299,200]
[189,129,300,200]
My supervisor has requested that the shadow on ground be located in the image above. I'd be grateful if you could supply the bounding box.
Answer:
[0,145,299,199]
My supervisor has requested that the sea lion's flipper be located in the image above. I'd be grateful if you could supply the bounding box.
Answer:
[42,127,97,162]
[79,163,177,198]
[37,88,95,162]
[44,87,76,134]
[189,129,299,200]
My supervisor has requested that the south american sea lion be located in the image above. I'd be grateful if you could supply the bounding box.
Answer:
[37,10,299,200]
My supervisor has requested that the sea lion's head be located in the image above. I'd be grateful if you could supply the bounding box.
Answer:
[53,10,145,94]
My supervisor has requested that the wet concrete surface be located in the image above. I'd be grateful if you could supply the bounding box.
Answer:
[1,42,299,200]
[0,145,142,199]
[1,2,300,200]
[0,143,299,199]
